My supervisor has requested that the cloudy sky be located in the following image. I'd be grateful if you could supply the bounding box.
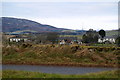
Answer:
[2,0,119,30]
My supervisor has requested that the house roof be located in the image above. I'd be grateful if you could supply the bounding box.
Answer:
[9,35,28,39]
[10,37,28,39]
[104,36,117,39]
[98,35,118,39]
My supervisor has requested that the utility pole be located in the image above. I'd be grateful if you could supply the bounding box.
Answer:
[118,2,120,37]
[81,22,84,34]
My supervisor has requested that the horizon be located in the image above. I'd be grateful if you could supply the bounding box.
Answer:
[2,1,118,30]
[1,16,119,31]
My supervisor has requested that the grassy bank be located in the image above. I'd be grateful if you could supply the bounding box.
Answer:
[2,70,119,78]
[2,44,120,67]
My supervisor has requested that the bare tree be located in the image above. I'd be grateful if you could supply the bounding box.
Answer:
[46,32,59,44]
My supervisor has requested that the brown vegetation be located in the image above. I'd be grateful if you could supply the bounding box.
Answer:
[2,44,120,67]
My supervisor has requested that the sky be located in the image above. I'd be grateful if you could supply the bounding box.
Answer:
[1,0,119,30]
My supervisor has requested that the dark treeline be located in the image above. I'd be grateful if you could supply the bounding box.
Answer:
[27,32,59,44]
[82,29,99,43]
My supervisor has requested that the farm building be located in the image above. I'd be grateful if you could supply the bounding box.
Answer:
[98,36,116,43]
[58,37,82,45]
[9,35,29,42]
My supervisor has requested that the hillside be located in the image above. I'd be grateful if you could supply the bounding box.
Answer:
[1,17,66,32]
[1,17,118,36]
[106,30,118,37]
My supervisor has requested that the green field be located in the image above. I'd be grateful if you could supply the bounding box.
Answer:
[106,30,118,37]
[60,30,119,39]
[60,35,82,39]
[2,70,119,78]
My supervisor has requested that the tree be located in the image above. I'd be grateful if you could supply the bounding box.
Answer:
[99,29,106,39]
[2,34,9,46]
[35,34,48,44]
[82,29,99,43]
[98,29,106,43]
[46,32,59,44]
[115,36,120,47]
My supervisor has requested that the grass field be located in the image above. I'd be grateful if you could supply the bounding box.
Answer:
[2,70,119,78]
[106,30,118,37]
[60,35,82,39]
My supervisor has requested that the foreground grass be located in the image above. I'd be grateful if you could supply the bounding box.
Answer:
[2,70,119,78]
[2,44,120,67]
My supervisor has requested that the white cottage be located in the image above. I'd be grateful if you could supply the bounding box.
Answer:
[9,36,28,42]
[98,36,116,43]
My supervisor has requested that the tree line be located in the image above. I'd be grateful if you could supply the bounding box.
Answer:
[2,29,120,47]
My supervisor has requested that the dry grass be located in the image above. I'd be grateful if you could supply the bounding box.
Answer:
[2,44,120,67]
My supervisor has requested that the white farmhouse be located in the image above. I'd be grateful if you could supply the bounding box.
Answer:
[9,36,28,42]
[98,36,116,43]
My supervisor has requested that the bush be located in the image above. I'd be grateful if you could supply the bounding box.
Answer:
[21,43,32,48]
[115,36,120,47]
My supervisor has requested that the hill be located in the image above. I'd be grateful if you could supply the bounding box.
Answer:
[1,17,67,32]
[1,17,118,36]
[106,30,118,37]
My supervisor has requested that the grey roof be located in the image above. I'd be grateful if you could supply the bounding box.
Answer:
[104,36,117,39]
[9,35,28,39]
